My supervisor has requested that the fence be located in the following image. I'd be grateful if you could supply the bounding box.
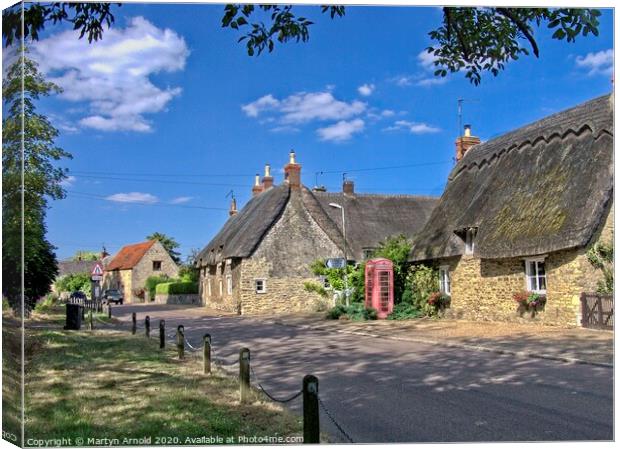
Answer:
[580,293,614,330]
[99,311,354,443]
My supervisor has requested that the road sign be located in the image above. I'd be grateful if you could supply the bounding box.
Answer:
[326,258,346,269]
[91,262,104,276]
[91,275,103,282]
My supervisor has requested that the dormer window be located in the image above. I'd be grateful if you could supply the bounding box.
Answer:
[465,228,477,255]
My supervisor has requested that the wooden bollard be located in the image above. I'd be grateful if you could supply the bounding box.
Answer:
[203,334,211,375]
[145,316,150,338]
[88,310,93,331]
[239,348,251,403]
[108,304,112,319]
[131,312,137,335]
[159,320,165,349]
[303,375,320,444]
[177,325,185,360]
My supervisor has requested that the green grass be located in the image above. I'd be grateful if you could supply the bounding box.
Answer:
[20,307,302,445]
[2,313,23,446]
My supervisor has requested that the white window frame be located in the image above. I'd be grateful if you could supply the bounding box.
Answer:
[226,275,233,295]
[439,266,451,295]
[524,257,547,294]
[207,279,212,297]
[219,279,223,296]
[255,279,267,294]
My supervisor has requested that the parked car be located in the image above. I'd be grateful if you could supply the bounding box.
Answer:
[103,289,124,305]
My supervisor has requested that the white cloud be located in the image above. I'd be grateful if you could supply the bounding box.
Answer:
[31,16,189,132]
[106,192,159,204]
[381,109,395,117]
[60,175,76,187]
[357,83,375,96]
[317,119,365,142]
[391,75,413,87]
[384,120,441,134]
[170,196,192,204]
[417,50,438,71]
[242,91,366,124]
[416,77,448,87]
[575,49,613,77]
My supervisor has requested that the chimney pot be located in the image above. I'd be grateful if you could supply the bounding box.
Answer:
[229,197,238,216]
[262,163,274,190]
[252,173,263,197]
[284,150,301,190]
[343,180,354,196]
[455,126,480,162]
[464,124,471,137]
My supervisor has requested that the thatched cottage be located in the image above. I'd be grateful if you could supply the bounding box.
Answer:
[197,151,437,314]
[409,94,613,326]
[103,240,179,303]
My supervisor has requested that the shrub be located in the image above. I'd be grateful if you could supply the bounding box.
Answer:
[179,265,199,283]
[325,303,377,321]
[145,275,170,298]
[34,293,58,313]
[387,302,423,320]
[303,281,328,298]
[2,297,11,312]
[407,264,438,309]
[54,273,90,294]
[156,281,198,295]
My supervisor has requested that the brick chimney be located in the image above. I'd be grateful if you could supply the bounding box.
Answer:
[455,124,481,162]
[251,174,263,197]
[100,246,109,259]
[229,197,238,216]
[343,179,354,196]
[262,163,274,190]
[284,150,301,190]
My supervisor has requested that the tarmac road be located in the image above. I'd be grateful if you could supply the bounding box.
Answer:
[113,304,613,443]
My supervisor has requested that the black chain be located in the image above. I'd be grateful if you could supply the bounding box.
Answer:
[250,365,303,403]
[318,396,354,443]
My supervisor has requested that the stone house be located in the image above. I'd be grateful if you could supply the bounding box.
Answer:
[409,94,613,326]
[196,151,438,315]
[103,240,179,303]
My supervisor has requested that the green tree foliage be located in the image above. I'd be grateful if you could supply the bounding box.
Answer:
[406,264,438,309]
[54,273,90,294]
[71,250,99,261]
[587,241,613,293]
[2,50,71,311]
[3,2,119,47]
[222,5,601,85]
[370,234,412,303]
[146,232,182,264]
[145,275,170,299]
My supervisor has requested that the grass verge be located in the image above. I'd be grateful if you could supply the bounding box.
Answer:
[21,307,302,446]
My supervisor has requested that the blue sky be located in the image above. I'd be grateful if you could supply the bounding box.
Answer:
[7,4,614,261]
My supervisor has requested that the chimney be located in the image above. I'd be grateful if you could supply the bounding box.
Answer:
[455,124,480,162]
[343,179,354,196]
[251,174,263,197]
[262,163,274,190]
[229,197,238,216]
[284,150,301,190]
[100,246,109,260]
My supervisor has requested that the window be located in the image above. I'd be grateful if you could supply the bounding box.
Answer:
[525,258,547,293]
[152,261,162,271]
[362,248,375,260]
[439,266,451,295]
[465,229,476,255]
[255,279,266,294]
[226,275,233,295]
[219,279,223,296]
[207,279,212,297]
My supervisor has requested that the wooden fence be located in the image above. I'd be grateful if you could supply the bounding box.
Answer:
[580,293,613,330]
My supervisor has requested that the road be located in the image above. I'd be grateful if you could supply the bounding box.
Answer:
[112,304,613,443]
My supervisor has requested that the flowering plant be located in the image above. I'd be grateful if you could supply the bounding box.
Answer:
[513,291,529,304]
[427,291,451,307]
[513,291,546,311]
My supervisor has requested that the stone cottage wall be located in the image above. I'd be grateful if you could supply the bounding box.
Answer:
[200,259,242,313]
[131,242,179,302]
[103,269,132,304]
[443,202,614,326]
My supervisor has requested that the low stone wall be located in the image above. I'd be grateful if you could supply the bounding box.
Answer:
[154,293,201,305]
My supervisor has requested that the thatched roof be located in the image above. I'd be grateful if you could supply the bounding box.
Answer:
[410,94,613,262]
[311,191,438,260]
[197,184,438,265]
[57,260,99,277]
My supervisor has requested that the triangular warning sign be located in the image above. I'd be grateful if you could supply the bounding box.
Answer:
[91,263,104,276]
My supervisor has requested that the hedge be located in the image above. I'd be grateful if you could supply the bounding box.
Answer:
[155,281,198,295]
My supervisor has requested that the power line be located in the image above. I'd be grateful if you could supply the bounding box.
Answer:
[66,190,228,211]
[69,173,250,188]
[319,160,452,174]
[69,170,255,178]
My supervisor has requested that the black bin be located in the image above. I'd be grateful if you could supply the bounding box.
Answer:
[64,303,82,330]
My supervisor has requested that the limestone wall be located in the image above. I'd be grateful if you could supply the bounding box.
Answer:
[132,242,179,302]
[200,259,242,313]
[154,293,201,305]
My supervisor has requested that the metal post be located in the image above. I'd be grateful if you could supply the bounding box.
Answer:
[131,312,137,335]
[203,334,211,375]
[159,320,165,349]
[341,205,349,306]
[145,316,150,338]
[239,348,251,403]
[303,375,320,444]
[177,325,185,360]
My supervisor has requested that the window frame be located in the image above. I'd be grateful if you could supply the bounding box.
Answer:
[524,257,547,294]
[438,265,451,295]
[255,278,267,294]
[464,229,476,255]
[226,274,233,295]
[152,260,162,271]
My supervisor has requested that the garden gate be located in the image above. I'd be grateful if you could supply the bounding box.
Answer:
[580,293,613,330]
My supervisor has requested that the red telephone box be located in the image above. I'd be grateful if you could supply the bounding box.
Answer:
[365,258,394,319]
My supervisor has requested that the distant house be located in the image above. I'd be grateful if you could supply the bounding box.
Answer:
[103,240,179,303]
[196,151,437,315]
[409,94,613,326]
[53,249,110,294]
